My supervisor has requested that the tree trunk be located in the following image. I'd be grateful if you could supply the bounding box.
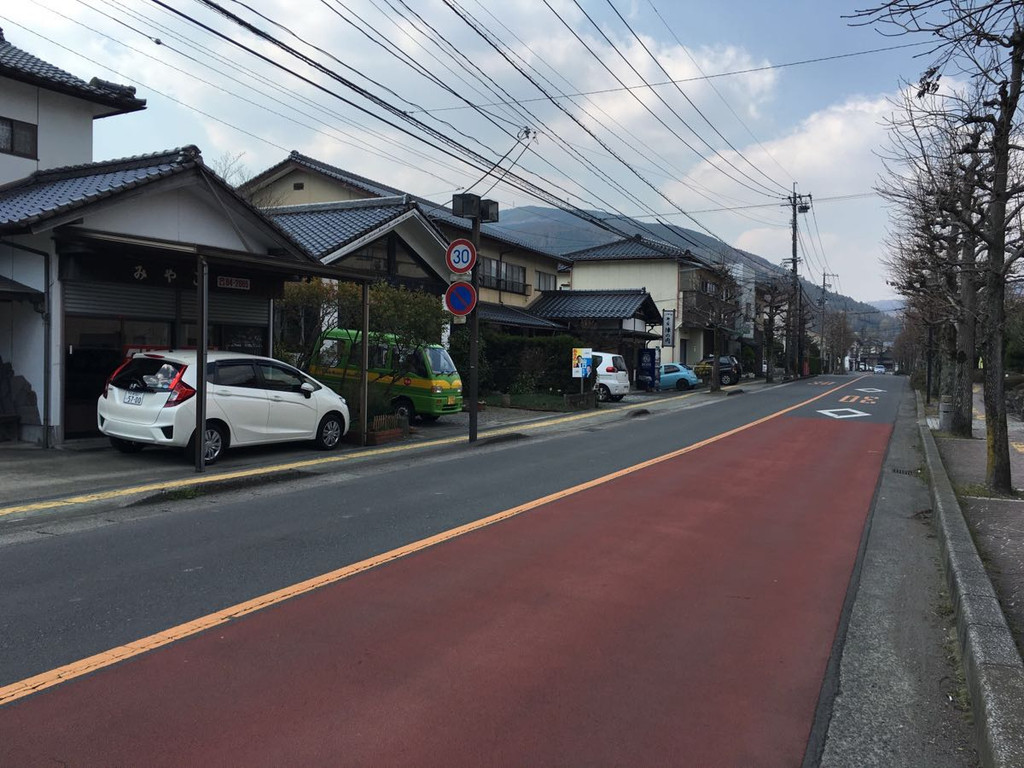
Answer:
[983,274,1012,492]
[951,273,977,438]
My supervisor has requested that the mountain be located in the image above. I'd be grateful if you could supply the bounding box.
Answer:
[492,205,886,331]
[869,299,904,313]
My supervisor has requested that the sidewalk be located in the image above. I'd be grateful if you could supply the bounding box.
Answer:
[924,384,1024,767]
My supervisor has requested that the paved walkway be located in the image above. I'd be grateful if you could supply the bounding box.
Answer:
[934,385,1024,660]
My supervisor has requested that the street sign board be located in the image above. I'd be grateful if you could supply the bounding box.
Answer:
[444,281,477,316]
[445,238,477,274]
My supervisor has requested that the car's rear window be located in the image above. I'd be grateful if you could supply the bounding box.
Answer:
[111,358,184,392]
[610,356,627,372]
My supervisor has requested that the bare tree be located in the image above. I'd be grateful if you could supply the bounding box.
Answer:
[856,1,1024,491]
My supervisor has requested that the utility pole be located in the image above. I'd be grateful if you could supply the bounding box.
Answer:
[819,272,837,373]
[787,186,811,378]
[451,193,498,443]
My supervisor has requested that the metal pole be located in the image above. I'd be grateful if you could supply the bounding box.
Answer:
[194,254,208,473]
[790,187,799,378]
[469,215,481,443]
[360,280,369,446]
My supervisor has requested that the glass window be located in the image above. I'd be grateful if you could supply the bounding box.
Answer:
[111,358,184,392]
[536,271,557,291]
[213,361,260,388]
[0,117,37,159]
[401,350,429,378]
[664,365,679,374]
[425,347,457,375]
[258,363,306,392]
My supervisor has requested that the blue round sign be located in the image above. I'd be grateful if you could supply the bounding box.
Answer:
[444,281,477,316]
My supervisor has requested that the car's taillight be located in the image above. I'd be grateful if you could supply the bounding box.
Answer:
[102,359,132,399]
[606,366,616,373]
[163,366,196,407]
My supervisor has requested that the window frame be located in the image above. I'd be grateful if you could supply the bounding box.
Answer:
[0,116,38,160]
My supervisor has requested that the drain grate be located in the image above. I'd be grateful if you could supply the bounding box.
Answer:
[892,468,919,476]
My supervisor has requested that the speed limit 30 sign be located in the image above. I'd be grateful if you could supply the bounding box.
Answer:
[445,238,477,274]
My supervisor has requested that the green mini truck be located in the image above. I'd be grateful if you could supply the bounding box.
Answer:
[309,329,463,421]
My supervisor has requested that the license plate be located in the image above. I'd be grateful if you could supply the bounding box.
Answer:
[447,396,455,405]
[123,391,144,406]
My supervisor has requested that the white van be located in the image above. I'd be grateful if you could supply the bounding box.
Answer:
[592,351,630,402]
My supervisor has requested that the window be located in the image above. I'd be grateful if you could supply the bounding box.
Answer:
[258,363,308,392]
[293,181,305,190]
[480,258,527,294]
[0,117,37,159]
[213,361,260,388]
[535,270,557,292]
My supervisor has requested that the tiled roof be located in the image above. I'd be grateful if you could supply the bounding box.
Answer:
[563,236,691,262]
[273,152,567,262]
[0,28,145,114]
[0,147,200,231]
[268,200,412,259]
[476,302,565,330]
[528,289,662,324]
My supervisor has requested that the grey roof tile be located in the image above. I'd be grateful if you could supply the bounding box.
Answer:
[268,203,409,259]
[563,236,691,262]
[279,152,566,261]
[528,289,662,323]
[0,147,200,230]
[0,28,145,113]
[477,302,565,330]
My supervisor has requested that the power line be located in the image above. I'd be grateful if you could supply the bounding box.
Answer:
[406,41,932,115]
[645,0,795,184]
[603,0,789,195]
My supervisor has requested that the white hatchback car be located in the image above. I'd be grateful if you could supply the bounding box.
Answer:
[592,351,630,402]
[97,350,349,464]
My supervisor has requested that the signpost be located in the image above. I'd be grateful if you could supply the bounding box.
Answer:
[445,238,476,275]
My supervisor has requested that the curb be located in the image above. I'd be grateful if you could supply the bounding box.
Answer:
[917,392,1024,768]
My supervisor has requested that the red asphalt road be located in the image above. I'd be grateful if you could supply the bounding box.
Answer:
[0,412,891,767]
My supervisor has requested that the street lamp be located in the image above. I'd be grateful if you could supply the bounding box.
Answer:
[452,193,499,443]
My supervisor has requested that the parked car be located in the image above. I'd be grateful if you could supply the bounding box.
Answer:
[873,364,886,374]
[658,363,699,391]
[592,351,630,402]
[97,351,349,464]
[693,355,743,386]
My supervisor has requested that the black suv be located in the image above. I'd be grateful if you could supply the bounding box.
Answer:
[693,355,743,386]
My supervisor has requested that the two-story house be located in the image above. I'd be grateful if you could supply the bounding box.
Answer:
[564,236,738,365]
[0,29,404,445]
[241,152,569,336]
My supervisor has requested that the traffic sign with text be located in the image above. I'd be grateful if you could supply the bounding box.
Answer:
[446,239,477,274]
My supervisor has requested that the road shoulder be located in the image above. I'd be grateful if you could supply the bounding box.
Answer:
[818,386,977,766]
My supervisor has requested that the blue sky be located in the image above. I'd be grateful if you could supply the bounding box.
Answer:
[1,1,935,303]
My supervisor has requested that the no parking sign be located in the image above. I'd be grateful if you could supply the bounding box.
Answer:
[444,281,477,316]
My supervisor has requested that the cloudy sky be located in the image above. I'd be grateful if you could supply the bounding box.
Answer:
[1,0,933,303]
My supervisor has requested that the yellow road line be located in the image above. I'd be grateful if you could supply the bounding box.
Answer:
[0,377,860,707]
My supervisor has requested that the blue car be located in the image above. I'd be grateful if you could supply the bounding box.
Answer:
[658,362,699,391]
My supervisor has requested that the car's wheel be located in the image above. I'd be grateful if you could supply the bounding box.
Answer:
[596,384,611,402]
[109,436,144,453]
[393,397,415,421]
[315,412,344,450]
[720,372,735,386]
[186,421,227,465]
[675,379,690,391]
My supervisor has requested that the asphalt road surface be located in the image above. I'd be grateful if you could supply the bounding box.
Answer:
[0,376,901,766]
